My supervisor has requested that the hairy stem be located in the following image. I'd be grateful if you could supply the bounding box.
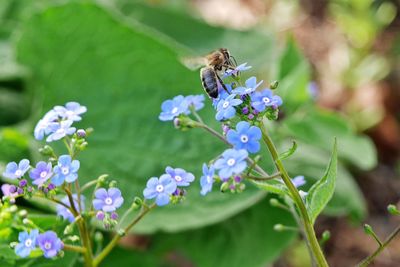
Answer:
[357,224,400,267]
[260,122,328,267]
[93,203,156,267]
[63,244,87,254]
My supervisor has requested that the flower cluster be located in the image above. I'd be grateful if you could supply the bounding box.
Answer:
[143,166,195,206]
[93,187,124,228]
[158,62,285,196]
[14,229,63,259]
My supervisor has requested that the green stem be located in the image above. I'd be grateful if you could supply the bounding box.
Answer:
[244,172,281,181]
[63,244,87,254]
[260,123,329,267]
[93,204,156,267]
[357,224,400,267]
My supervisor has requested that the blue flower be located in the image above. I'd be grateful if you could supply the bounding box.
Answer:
[215,94,242,121]
[53,102,87,122]
[93,188,124,212]
[143,175,177,206]
[292,176,306,188]
[37,231,63,258]
[29,161,53,186]
[185,95,205,112]
[200,163,215,196]
[214,149,248,179]
[223,63,252,78]
[56,194,85,222]
[34,110,58,141]
[3,159,30,179]
[159,95,189,121]
[15,229,39,258]
[226,121,262,153]
[212,83,233,108]
[46,120,76,142]
[251,89,283,112]
[165,166,195,187]
[52,155,80,186]
[232,76,263,96]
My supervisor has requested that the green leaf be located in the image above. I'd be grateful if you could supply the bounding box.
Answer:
[103,197,296,267]
[306,139,337,224]
[16,2,266,233]
[279,140,297,160]
[250,179,287,196]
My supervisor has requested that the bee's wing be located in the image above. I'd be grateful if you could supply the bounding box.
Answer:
[180,56,208,70]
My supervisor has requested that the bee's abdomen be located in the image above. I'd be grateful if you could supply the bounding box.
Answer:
[200,67,218,98]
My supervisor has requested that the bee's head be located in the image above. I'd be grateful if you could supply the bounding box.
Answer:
[219,48,230,61]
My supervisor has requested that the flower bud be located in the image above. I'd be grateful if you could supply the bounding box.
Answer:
[273,224,284,232]
[9,205,18,213]
[94,232,103,242]
[47,183,56,190]
[96,211,105,221]
[242,107,249,115]
[39,145,54,156]
[19,179,27,187]
[110,212,118,220]
[132,197,142,210]
[77,129,86,138]
[248,114,254,120]
[270,80,279,89]
[117,229,126,237]
[109,180,117,188]
[17,188,24,195]
[220,182,230,193]
[18,209,28,218]
[387,204,400,215]
[9,185,17,193]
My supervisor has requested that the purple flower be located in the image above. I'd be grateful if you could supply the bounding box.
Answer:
[185,95,205,112]
[56,194,85,222]
[292,176,306,188]
[93,188,124,212]
[143,175,177,206]
[3,159,30,179]
[215,94,242,121]
[232,76,262,96]
[226,121,262,153]
[52,155,80,186]
[53,102,87,122]
[159,95,189,121]
[34,110,58,141]
[2,184,19,202]
[223,62,252,78]
[165,166,195,187]
[14,229,39,258]
[37,231,63,258]
[200,163,215,196]
[214,149,248,179]
[46,120,76,142]
[29,161,53,186]
[251,89,283,112]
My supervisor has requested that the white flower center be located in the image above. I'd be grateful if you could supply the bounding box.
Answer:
[61,167,69,175]
[44,242,52,250]
[206,175,213,183]
[156,184,164,193]
[24,239,32,247]
[262,97,271,104]
[227,158,236,166]
[40,171,48,178]
[240,135,249,143]
[175,175,182,182]
[105,197,113,205]
[15,170,22,176]
[171,107,179,114]
[222,101,230,109]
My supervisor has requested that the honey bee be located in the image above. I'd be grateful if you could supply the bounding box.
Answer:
[182,48,237,98]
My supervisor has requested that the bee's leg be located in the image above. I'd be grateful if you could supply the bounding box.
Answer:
[216,74,229,94]
[222,64,235,70]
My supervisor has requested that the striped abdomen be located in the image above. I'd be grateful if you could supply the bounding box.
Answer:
[200,67,219,98]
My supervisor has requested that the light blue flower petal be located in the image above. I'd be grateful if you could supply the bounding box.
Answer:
[155,193,170,206]
[94,188,108,200]
[143,188,157,199]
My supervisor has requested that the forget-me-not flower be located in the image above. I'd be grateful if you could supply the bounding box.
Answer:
[37,231,63,258]
[14,229,39,258]
[53,102,87,122]
[1,184,19,202]
[93,188,124,212]
[214,149,248,179]
[232,76,262,96]
[34,110,58,141]
[251,89,283,112]
[3,159,30,179]
[185,95,205,112]
[52,155,80,186]
[29,161,53,186]
[212,83,232,108]
[46,120,76,142]
[57,194,85,222]
[165,166,195,187]
[200,163,215,196]
[223,63,252,78]
[143,175,177,206]
[226,121,262,153]
[159,95,189,121]
[215,94,242,121]
[292,176,306,188]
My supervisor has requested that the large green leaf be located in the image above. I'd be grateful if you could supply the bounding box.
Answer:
[305,140,337,224]
[16,2,266,233]
[103,197,296,267]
